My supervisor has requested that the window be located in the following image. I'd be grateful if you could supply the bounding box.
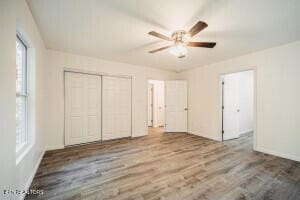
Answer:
[16,35,28,153]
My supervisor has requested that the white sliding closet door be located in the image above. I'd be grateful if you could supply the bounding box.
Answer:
[65,72,102,145]
[102,76,131,140]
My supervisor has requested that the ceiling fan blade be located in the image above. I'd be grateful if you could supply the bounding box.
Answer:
[187,42,216,48]
[188,21,208,37]
[148,31,172,41]
[149,45,172,53]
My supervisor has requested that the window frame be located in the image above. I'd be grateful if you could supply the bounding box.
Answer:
[16,34,29,155]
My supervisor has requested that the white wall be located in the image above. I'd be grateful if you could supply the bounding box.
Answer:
[148,80,165,127]
[43,50,178,150]
[0,2,17,199]
[16,0,47,195]
[237,70,254,134]
[180,41,300,162]
[0,0,47,199]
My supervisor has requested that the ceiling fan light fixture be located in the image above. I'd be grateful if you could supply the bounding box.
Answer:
[148,21,216,57]
[169,42,187,58]
[182,33,191,43]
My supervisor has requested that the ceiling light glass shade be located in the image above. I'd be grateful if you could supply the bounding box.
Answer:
[169,43,187,57]
[182,33,191,42]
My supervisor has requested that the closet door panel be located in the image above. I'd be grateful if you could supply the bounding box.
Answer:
[102,76,117,140]
[65,72,101,146]
[102,76,131,140]
[85,74,102,140]
[117,78,131,138]
[65,73,85,145]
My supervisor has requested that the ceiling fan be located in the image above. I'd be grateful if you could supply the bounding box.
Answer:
[148,21,216,58]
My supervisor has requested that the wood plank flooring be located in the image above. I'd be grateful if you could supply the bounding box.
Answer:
[26,128,300,200]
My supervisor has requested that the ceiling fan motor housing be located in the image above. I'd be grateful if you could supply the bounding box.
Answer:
[171,30,187,42]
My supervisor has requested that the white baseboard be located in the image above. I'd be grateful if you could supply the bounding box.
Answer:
[254,146,300,162]
[45,145,64,151]
[188,131,221,141]
[132,132,148,137]
[20,150,45,200]
[239,129,253,135]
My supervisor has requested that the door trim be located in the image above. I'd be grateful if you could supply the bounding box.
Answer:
[221,80,224,141]
[148,83,154,127]
[64,68,132,79]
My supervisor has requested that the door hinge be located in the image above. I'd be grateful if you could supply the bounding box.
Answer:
[222,106,224,109]
[151,120,153,122]
[222,130,224,134]
[222,81,224,85]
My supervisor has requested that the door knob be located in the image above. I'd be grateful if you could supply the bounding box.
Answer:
[184,108,188,111]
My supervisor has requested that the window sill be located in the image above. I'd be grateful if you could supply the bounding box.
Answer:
[16,144,33,165]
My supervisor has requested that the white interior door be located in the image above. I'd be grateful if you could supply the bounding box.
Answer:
[102,76,131,140]
[165,80,188,132]
[65,72,101,145]
[148,83,153,126]
[222,73,239,140]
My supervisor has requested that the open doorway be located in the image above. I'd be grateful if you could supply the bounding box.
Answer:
[221,70,254,141]
[148,80,165,134]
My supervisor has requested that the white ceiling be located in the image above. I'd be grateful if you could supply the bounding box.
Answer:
[27,0,300,72]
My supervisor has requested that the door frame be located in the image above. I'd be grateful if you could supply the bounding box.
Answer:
[147,79,167,132]
[63,68,133,146]
[219,68,257,148]
[148,83,154,127]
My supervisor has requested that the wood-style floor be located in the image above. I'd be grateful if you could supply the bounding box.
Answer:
[27,128,300,200]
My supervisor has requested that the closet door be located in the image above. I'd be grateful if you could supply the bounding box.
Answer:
[65,72,101,145]
[102,76,131,140]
